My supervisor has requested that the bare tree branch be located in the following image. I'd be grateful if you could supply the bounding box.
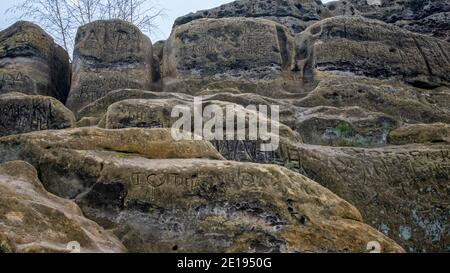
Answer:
[6,0,166,59]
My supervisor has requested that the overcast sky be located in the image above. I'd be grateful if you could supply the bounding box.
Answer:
[0,0,334,42]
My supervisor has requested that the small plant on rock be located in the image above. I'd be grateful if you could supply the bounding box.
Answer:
[0,240,10,253]
[335,122,351,135]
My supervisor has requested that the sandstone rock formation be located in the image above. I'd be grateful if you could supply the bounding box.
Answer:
[388,123,450,144]
[0,127,222,164]
[296,75,450,124]
[174,0,330,35]
[0,92,75,137]
[167,8,450,95]
[0,21,70,102]
[294,106,398,146]
[298,16,450,88]
[291,143,449,252]
[152,40,165,84]
[104,98,186,129]
[0,161,126,253]
[66,20,153,113]
[163,18,306,96]
[325,0,360,17]
[76,116,101,127]
[176,0,450,42]
[0,128,403,253]
[1,0,449,254]
[103,97,302,163]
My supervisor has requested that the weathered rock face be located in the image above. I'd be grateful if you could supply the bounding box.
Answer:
[325,1,360,17]
[174,0,450,42]
[76,116,101,127]
[289,75,450,244]
[0,93,75,137]
[197,91,300,128]
[75,88,299,136]
[174,0,330,35]
[296,75,450,124]
[68,86,301,165]
[104,98,185,129]
[0,161,126,253]
[0,127,223,164]
[388,123,450,145]
[292,74,449,148]
[66,20,153,113]
[0,128,222,197]
[163,18,308,97]
[397,11,450,43]
[77,89,191,120]
[349,0,450,42]
[77,155,403,253]
[0,21,70,102]
[298,16,450,88]
[103,98,302,164]
[152,40,165,84]
[291,143,450,252]
[294,106,398,146]
[0,128,403,253]
[2,0,449,254]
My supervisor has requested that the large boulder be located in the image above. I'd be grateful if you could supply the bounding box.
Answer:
[76,154,403,253]
[76,89,302,165]
[103,98,302,165]
[395,12,450,43]
[291,143,450,252]
[197,90,300,128]
[76,89,191,120]
[0,21,70,102]
[349,0,450,42]
[0,128,403,253]
[325,1,360,17]
[388,123,450,144]
[298,16,450,88]
[297,75,450,124]
[174,0,330,35]
[66,20,153,112]
[163,18,308,97]
[294,106,398,146]
[104,98,187,129]
[0,161,125,253]
[0,127,223,164]
[0,93,75,137]
[173,0,450,42]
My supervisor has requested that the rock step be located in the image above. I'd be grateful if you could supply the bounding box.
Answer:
[0,128,404,252]
[0,161,126,253]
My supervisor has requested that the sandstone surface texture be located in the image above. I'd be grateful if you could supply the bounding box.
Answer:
[0,21,70,102]
[0,161,126,253]
[66,20,153,113]
[1,0,449,253]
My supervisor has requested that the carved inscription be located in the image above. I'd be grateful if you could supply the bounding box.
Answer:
[129,169,258,202]
[74,75,143,106]
[0,72,35,92]
[177,21,282,74]
[186,27,273,58]
[0,100,55,136]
